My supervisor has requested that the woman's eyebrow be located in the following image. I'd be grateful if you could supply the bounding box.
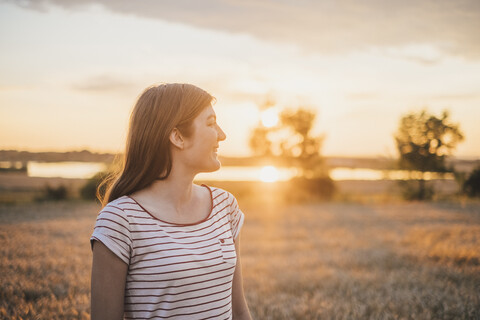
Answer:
[207,115,216,120]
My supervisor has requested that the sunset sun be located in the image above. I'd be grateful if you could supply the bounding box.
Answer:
[259,165,279,182]
[260,108,279,128]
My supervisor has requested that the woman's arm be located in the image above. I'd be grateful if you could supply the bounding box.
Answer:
[232,236,253,320]
[91,241,128,320]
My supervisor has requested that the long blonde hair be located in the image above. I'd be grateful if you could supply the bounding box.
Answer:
[98,83,214,207]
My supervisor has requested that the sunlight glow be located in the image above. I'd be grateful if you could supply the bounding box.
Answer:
[260,165,279,183]
[261,108,279,128]
[329,167,455,181]
[27,161,107,179]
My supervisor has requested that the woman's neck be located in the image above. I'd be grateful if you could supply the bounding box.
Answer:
[148,162,199,212]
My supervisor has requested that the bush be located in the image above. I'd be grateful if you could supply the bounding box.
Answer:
[285,176,336,202]
[397,180,434,201]
[463,166,480,198]
[36,184,68,201]
[80,171,109,201]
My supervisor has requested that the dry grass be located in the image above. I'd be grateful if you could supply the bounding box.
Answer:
[1,197,479,319]
[0,201,97,319]
[240,200,480,319]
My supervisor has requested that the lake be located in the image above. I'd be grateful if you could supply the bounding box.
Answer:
[24,161,455,181]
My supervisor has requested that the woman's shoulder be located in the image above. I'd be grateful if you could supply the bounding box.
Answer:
[102,195,132,210]
[98,195,133,220]
[201,184,238,205]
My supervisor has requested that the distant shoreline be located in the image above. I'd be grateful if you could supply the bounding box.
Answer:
[1,149,478,171]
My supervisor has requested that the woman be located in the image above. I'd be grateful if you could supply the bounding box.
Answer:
[90,83,252,320]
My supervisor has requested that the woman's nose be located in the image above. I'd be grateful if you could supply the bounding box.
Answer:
[217,125,226,141]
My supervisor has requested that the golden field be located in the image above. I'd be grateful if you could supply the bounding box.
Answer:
[0,189,479,319]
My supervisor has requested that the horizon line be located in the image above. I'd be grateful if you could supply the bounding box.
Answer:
[1,148,479,161]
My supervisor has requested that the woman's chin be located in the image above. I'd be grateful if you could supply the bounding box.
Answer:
[199,159,221,173]
[210,159,221,172]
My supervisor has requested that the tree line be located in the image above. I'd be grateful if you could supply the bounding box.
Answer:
[248,102,480,200]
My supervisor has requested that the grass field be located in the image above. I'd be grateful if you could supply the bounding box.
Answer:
[0,196,479,319]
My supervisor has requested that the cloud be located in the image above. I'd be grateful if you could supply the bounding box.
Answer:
[345,92,380,101]
[425,92,480,101]
[5,0,480,61]
[0,84,36,91]
[71,74,134,92]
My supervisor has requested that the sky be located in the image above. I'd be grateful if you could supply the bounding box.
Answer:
[1,0,480,158]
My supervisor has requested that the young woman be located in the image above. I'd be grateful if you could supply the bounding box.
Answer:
[90,83,252,320]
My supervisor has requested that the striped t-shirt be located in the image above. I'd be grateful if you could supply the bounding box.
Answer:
[90,185,245,320]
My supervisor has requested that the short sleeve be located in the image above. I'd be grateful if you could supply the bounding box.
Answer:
[228,193,245,240]
[90,202,132,265]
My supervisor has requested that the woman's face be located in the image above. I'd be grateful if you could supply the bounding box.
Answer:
[182,105,226,173]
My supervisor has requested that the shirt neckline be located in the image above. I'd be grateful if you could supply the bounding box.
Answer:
[126,184,214,227]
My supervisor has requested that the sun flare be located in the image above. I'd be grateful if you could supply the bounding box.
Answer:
[260,165,279,183]
[260,108,279,128]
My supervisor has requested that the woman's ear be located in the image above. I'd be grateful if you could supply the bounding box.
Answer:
[169,128,184,150]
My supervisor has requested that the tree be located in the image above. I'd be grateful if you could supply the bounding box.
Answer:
[462,165,480,198]
[250,106,334,200]
[394,109,464,200]
[248,126,273,158]
[278,108,325,177]
[249,107,326,178]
